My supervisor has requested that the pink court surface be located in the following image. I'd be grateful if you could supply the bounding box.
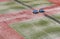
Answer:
[0,0,60,39]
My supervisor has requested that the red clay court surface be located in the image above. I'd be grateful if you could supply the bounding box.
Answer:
[49,0,60,5]
[0,5,60,39]
[0,22,24,39]
[0,0,60,39]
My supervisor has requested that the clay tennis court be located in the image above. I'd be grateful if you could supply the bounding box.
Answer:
[0,6,60,39]
[0,0,60,39]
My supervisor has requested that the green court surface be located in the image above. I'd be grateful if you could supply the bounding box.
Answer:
[10,15,60,39]
[0,0,51,14]
[0,0,60,39]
